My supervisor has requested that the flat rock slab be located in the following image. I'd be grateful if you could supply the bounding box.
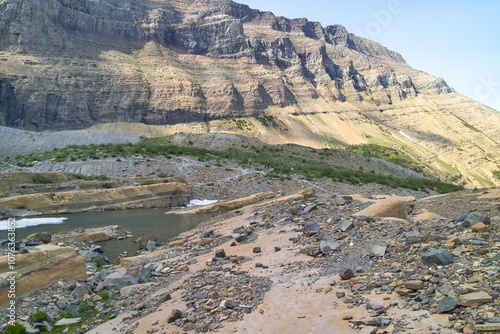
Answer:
[320,240,341,253]
[353,198,406,219]
[0,245,87,307]
[475,323,500,332]
[457,291,493,306]
[339,220,355,232]
[55,318,82,326]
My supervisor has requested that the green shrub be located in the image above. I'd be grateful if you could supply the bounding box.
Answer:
[59,310,73,318]
[97,291,110,301]
[4,323,27,334]
[94,258,104,270]
[32,310,50,323]
[32,175,53,184]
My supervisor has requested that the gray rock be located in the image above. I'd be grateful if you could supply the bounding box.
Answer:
[342,196,353,204]
[359,326,377,334]
[464,213,490,225]
[437,284,454,296]
[56,300,67,310]
[437,296,459,313]
[300,203,317,215]
[457,291,493,306]
[135,234,158,249]
[215,249,226,258]
[167,309,182,323]
[320,240,341,253]
[156,292,172,304]
[371,245,387,257]
[71,285,91,299]
[453,213,468,222]
[339,220,355,232]
[66,303,79,317]
[303,222,321,236]
[89,245,103,253]
[24,239,40,246]
[421,249,454,265]
[146,240,158,251]
[405,236,424,245]
[201,230,214,238]
[235,234,247,243]
[20,321,39,334]
[221,300,238,309]
[253,247,261,253]
[339,268,355,280]
[54,318,81,326]
[102,267,150,289]
[470,240,488,246]
[26,232,52,244]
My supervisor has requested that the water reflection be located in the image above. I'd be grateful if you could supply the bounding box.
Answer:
[0,209,212,262]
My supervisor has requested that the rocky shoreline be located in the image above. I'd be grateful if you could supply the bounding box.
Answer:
[0,185,498,333]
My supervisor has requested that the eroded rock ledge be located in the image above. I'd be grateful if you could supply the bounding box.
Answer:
[0,245,87,307]
[0,182,192,217]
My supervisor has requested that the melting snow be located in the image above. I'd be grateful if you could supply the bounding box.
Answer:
[0,217,67,231]
[399,131,415,141]
[187,199,218,207]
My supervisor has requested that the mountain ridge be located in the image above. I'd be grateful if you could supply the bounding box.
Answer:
[0,0,498,187]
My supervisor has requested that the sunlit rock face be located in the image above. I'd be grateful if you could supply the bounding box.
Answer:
[0,0,499,187]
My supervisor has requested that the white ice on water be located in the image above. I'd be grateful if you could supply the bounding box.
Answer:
[187,199,218,207]
[0,217,68,231]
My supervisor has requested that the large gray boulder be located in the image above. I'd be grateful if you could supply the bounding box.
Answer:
[102,267,151,289]
[421,249,454,266]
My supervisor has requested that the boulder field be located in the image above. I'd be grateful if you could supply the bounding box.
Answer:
[0,186,497,333]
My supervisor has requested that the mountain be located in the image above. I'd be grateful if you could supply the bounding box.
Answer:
[0,0,499,187]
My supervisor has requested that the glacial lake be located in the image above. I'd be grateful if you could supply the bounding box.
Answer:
[0,209,213,262]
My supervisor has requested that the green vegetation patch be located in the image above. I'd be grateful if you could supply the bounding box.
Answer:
[74,174,110,181]
[32,311,50,323]
[49,297,113,334]
[256,115,288,131]
[453,114,482,133]
[347,144,421,171]
[433,157,459,174]
[4,323,27,334]
[32,174,54,184]
[7,138,464,194]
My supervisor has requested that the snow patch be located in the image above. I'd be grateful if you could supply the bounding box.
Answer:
[399,131,415,141]
[0,217,68,231]
[187,199,218,207]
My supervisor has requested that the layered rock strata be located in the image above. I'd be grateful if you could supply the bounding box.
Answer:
[0,182,192,215]
[0,0,498,186]
[0,245,87,307]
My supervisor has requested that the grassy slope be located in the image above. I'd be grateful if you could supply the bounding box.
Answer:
[6,136,463,194]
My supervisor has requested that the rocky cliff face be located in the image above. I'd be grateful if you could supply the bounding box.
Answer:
[0,0,439,129]
[0,0,499,187]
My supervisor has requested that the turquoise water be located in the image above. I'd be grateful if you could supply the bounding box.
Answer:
[0,209,212,261]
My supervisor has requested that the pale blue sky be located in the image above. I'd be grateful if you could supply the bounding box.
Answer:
[237,0,500,111]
